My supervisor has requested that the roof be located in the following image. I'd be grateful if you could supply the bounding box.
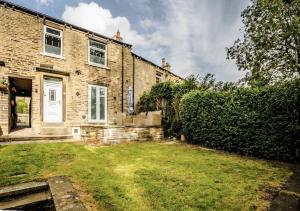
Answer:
[0,0,132,48]
[132,53,184,80]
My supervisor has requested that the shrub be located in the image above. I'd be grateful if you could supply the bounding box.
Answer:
[180,79,300,163]
[136,77,199,137]
[16,99,29,114]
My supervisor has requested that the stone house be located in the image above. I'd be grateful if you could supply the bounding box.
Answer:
[0,0,182,137]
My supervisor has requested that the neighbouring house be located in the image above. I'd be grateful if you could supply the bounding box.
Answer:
[0,0,183,138]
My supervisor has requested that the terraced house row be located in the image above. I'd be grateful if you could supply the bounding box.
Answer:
[0,0,182,137]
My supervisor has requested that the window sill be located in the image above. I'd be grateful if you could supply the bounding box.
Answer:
[87,62,110,70]
[40,52,65,60]
[88,120,107,124]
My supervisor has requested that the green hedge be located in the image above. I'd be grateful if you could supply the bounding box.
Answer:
[180,79,300,162]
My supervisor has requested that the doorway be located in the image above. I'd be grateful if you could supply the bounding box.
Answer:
[9,77,32,133]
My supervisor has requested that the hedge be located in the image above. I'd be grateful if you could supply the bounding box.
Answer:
[180,79,300,163]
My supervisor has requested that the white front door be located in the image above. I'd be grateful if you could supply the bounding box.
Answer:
[43,78,62,123]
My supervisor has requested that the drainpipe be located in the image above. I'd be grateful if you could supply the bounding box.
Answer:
[121,45,124,113]
[132,55,135,110]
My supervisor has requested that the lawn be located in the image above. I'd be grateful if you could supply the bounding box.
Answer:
[0,142,292,210]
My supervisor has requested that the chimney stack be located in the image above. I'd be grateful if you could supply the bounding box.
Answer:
[162,58,166,67]
[161,58,171,71]
[113,29,123,42]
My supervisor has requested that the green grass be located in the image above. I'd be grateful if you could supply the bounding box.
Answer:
[0,142,292,210]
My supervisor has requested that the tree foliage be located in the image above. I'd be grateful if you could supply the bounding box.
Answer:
[136,74,238,137]
[227,0,300,86]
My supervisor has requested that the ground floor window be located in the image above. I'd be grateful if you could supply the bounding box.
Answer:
[88,85,107,122]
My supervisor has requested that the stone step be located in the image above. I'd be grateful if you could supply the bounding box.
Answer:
[0,191,52,210]
[0,181,48,199]
[0,135,73,142]
[40,127,69,135]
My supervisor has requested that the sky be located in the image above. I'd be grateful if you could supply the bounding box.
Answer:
[7,0,250,81]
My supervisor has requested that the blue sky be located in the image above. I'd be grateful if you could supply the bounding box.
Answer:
[7,0,250,81]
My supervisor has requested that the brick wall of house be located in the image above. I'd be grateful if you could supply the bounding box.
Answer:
[0,2,182,135]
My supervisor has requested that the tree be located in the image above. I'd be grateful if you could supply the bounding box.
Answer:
[227,0,300,87]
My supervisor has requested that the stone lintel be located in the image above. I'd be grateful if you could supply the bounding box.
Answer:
[36,67,70,76]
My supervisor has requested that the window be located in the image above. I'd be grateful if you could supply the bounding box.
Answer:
[156,72,163,83]
[44,26,62,56]
[88,85,107,122]
[88,39,107,66]
[49,89,56,102]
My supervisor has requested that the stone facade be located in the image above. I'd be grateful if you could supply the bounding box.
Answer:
[0,1,182,136]
[99,126,163,144]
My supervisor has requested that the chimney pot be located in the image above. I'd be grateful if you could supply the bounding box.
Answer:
[113,30,123,42]
[162,58,166,67]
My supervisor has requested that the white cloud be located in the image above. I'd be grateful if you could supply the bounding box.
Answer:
[134,0,249,81]
[36,0,52,6]
[62,2,148,47]
[61,1,249,82]
[140,19,153,30]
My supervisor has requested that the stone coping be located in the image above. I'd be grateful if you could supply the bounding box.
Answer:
[48,176,87,211]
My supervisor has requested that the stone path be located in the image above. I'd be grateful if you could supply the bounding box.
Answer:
[270,168,300,211]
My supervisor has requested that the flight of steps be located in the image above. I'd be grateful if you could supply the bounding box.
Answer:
[0,181,54,210]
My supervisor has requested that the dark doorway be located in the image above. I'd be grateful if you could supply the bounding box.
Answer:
[9,77,32,132]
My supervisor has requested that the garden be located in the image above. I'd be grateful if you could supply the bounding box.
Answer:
[0,142,294,210]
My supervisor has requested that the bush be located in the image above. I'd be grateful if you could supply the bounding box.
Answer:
[136,77,198,137]
[16,99,29,114]
[180,79,300,163]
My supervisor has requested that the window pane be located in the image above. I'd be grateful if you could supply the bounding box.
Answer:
[89,40,106,50]
[90,48,105,65]
[45,34,61,55]
[49,89,56,101]
[46,27,60,36]
[100,96,105,120]
[91,87,97,120]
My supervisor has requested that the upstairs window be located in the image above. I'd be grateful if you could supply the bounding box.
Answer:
[88,40,107,67]
[44,26,62,56]
[156,72,163,83]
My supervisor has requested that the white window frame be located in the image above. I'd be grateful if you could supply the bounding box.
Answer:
[43,25,63,58]
[88,39,107,68]
[88,85,107,123]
